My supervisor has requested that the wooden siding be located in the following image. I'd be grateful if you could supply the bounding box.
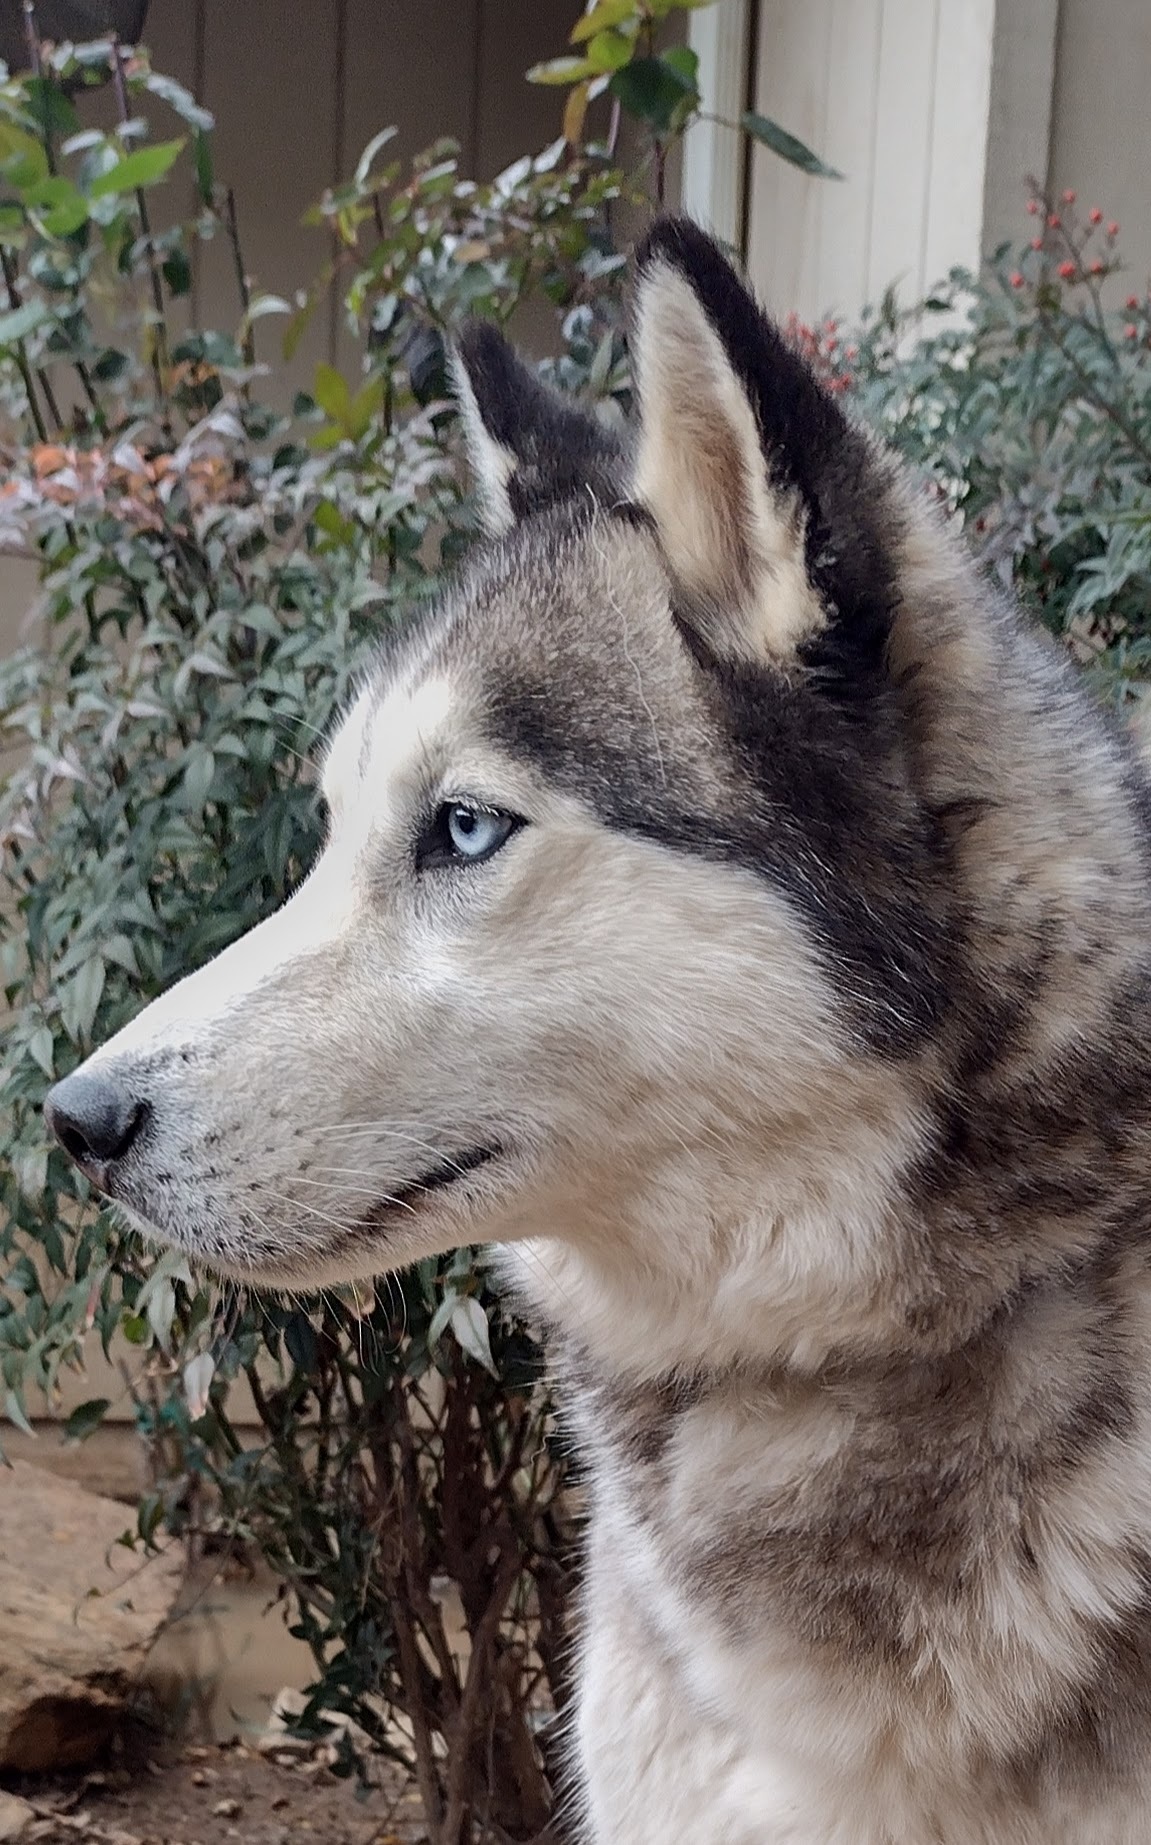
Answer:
[743,0,1067,323]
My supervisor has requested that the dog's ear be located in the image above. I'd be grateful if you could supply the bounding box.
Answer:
[631,217,896,677]
[452,320,623,535]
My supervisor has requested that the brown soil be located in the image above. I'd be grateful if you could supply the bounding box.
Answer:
[3,1738,426,1845]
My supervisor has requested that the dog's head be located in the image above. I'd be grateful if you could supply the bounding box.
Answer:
[45,220,964,1356]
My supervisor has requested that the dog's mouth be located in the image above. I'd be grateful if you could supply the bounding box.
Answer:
[360,1142,503,1225]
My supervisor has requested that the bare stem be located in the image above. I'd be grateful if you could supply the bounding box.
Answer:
[223,186,255,371]
[112,39,173,437]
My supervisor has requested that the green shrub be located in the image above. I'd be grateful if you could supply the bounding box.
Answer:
[849,190,1151,716]
[0,39,631,1843]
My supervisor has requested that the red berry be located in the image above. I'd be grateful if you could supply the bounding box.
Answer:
[1126,294,1140,310]
[1027,199,1040,215]
[1030,236,1043,250]
[1125,324,1139,340]
[1048,213,1061,229]
[1089,207,1103,224]
[1010,272,1025,289]
[1062,188,1076,205]
[1108,221,1120,237]
[845,344,858,360]
[1089,259,1104,274]
[1057,260,1076,280]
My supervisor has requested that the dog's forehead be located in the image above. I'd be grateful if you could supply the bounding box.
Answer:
[319,506,741,852]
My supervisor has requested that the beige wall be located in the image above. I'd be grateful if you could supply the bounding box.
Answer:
[1048,0,1151,300]
[744,0,1150,324]
[144,0,580,379]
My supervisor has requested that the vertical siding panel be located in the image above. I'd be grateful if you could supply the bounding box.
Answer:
[865,0,939,306]
[1047,0,1151,307]
[746,0,835,318]
[473,0,587,181]
[922,0,996,290]
[342,0,479,178]
[197,0,339,389]
[814,0,883,317]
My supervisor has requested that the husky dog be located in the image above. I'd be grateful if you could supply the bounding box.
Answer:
[45,217,1151,1841]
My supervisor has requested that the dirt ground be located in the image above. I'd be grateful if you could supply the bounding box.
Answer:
[4,1738,426,1845]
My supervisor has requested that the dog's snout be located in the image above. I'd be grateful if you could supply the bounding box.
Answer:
[45,1071,148,1172]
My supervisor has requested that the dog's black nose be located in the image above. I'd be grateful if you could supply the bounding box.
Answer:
[44,1072,147,1169]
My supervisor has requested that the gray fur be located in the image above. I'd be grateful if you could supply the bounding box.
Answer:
[45,219,1151,1840]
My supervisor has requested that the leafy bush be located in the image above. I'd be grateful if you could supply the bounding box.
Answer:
[0,37,634,1845]
[850,188,1151,716]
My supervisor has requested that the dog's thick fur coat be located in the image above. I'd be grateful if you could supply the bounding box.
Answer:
[47,219,1151,1840]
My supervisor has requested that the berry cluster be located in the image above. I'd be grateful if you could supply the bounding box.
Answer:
[781,311,856,394]
[1010,188,1131,301]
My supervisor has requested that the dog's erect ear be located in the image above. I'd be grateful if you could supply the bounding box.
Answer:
[452,320,623,535]
[631,218,896,676]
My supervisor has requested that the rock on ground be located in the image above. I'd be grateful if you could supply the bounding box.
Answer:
[0,1461,183,1772]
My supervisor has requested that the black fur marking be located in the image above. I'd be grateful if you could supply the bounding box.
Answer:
[636,216,903,690]
[486,643,951,1057]
[455,319,624,520]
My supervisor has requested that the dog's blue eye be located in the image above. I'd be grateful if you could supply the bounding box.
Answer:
[447,803,510,859]
[418,801,521,870]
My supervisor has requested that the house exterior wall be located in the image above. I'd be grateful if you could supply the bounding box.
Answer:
[1047,0,1151,297]
[740,0,1147,326]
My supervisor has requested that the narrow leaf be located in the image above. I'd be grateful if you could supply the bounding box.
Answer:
[64,1397,111,1441]
[571,0,639,43]
[450,1297,497,1377]
[0,301,46,345]
[354,126,398,188]
[741,111,844,179]
[527,55,600,85]
[89,137,186,199]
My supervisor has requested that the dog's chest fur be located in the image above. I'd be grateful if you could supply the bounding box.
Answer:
[545,1303,1151,1844]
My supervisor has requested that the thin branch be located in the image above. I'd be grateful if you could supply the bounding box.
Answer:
[0,249,48,441]
[223,185,255,370]
[111,39,173,437]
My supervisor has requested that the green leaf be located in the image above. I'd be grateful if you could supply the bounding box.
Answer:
[449,1297,497,1377]
[284,1312,317,1372]
[586,28,634,74]
[314,500,356,546]
[88,137,186,200]
[353,127,398,189]
[312,361,350,424]
[741,111,844,179]
[63,1397,111,1441]
[24,176,89,238]
[179,748,216,812]
[609,53,698,131]
[162,247,192,296]
[4,1390,35,1437]
[526,55,600,86]
[194,128,214,204]
[29,1026,55,1078]
[60,957,105,1043]
[143,72,215,134]
[0,123,49,189]
[662,44,700,86]
[571,0,640,43]
[25,77,79,141]
[0,300,46,346]
[146,1277,176,1350]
